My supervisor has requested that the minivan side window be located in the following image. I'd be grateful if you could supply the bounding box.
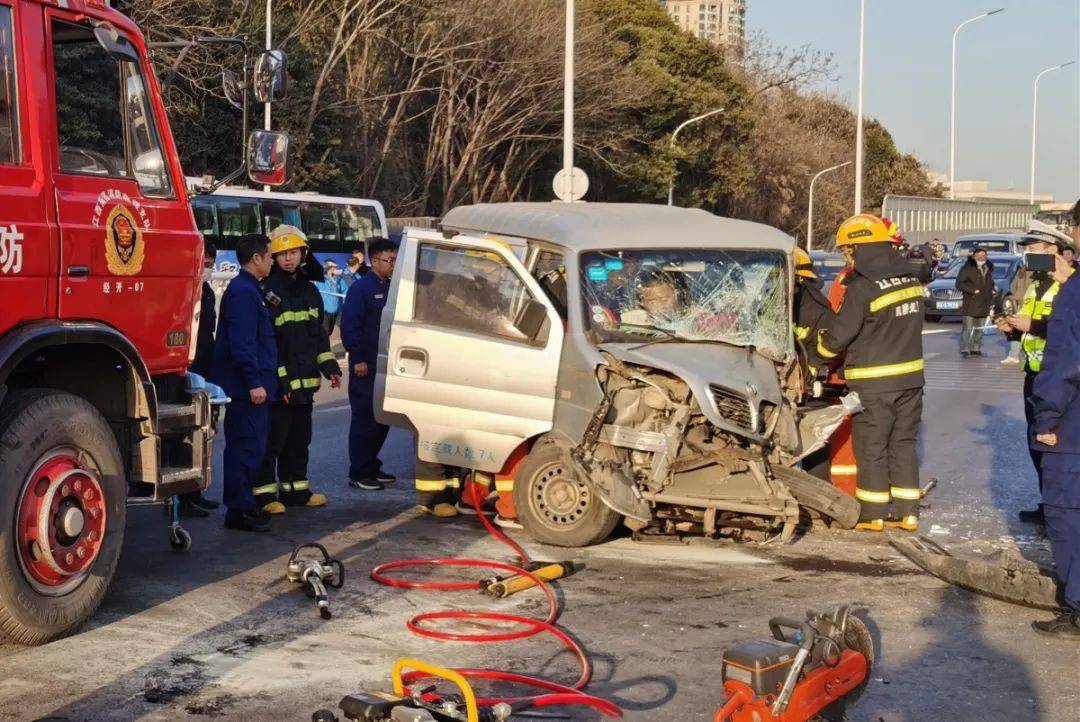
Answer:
[0,6,20,164]
[414,244,538,344]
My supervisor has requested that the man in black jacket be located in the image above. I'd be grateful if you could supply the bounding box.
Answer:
[956,248,994,358]
[817,214,925,532]
[257,225,343,513]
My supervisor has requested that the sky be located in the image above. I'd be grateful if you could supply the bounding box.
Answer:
[748,0,1080,203]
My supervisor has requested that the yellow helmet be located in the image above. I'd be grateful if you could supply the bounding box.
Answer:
[268,224,309,255]
[793,247,817,279]
[835,214,894,248]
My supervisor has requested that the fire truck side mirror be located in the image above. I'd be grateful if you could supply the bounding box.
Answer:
[253,49,287,104]
[221,70,244,111]
[247,130,290,187]
[93,23,139,62]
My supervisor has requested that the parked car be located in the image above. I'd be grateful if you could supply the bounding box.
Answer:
[923,252,1022,322]
[808,250,848,295]
[934,233,1023,277]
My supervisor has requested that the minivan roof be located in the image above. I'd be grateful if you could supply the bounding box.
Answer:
[440,203,794,253]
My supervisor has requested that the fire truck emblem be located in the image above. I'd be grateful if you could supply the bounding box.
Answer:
[104,205,145,276]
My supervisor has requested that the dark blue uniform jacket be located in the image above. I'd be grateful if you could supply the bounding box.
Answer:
[341,270,390,385]
[211,269,279,401]
[1030,273,1080,507]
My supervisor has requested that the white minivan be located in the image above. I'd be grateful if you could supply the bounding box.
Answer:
[376,203,860,546]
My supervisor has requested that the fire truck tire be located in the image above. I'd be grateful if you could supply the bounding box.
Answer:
[0,389,126,645]
[773,466,861,530]
[513,442,620,548]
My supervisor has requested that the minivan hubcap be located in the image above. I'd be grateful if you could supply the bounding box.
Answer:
[16,451,107,595]
[532,463,590,528]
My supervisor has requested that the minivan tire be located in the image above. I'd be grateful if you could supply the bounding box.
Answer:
[513,442,620,548]
[0,390,126,645]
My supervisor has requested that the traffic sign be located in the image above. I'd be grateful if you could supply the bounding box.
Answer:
[553,167,589,202]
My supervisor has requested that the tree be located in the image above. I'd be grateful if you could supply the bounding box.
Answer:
[124,0,939,231]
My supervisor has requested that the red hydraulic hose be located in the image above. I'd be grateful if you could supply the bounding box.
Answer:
[370,485,622,718]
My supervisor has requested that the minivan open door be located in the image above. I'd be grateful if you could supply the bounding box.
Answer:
[375,229,564,473]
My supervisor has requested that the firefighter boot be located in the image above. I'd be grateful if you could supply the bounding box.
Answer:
[855,519,885,532]
[885,515,919,531]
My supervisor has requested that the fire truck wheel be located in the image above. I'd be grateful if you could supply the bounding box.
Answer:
[513,442,620,548]
[0,389,126,645]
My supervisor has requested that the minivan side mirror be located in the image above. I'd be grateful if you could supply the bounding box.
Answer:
[253,49,287,103]
[515,299,550,344]
[247,130,290,187]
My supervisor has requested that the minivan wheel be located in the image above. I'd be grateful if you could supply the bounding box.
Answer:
[0,390,126,645]
[513,443,620,548]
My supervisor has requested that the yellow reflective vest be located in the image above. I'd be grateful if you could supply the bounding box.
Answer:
[1021,280,1061,373]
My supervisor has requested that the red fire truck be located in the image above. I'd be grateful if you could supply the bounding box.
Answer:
[0,0,288,645]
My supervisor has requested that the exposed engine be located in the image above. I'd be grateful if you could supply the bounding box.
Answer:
[570,352,860,541]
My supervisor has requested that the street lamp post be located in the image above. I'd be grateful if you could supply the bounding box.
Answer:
[666,107,725,206]
[949,8,1005,200]
[854,0,865,214]
[563,0,575,199]
[263,0,272,191]
[807,161,853,251]
[1030,61,1075,204]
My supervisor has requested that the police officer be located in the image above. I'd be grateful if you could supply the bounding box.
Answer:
[1028,240,1080,639]
[817,214,925,532]
[256,225,342,514]
[210,234,277,532]
[995,222,1074,524]
[341,238,399,491]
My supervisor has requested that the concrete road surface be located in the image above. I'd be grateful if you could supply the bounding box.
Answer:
[1,320,1077,721]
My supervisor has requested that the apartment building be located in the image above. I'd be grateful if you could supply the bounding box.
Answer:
[660,0,747,60]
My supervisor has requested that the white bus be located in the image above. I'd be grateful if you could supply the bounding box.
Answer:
[187,182,389,281]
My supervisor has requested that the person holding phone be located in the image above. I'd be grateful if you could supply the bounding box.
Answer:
[995,222,1075,525]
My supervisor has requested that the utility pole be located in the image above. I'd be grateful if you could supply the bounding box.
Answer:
[854,0,865,214]
[263,0,272,192]
[563,0,575,200]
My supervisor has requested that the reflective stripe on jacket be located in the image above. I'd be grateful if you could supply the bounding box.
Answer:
[262,266,342,404]
[1021,279,1061,373]
[818,246,924,393]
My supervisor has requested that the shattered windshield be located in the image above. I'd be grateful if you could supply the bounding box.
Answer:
[580,249,790,359]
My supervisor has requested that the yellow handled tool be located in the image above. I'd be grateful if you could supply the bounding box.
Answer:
[482,562,576,598]
[392,658,479,722]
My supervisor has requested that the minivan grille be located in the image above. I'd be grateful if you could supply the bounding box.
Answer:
[709,385,754,431]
